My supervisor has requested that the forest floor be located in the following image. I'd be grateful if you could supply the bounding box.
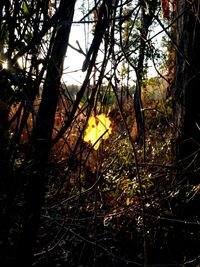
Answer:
[32,117,200,267]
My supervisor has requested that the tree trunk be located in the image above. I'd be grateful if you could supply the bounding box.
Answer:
[165,2,200,262]
[12,1,77,266]
[134,0,157,145]
[173,0,200,182]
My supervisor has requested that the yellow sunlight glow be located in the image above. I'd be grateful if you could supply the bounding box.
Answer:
[83,114,112,150]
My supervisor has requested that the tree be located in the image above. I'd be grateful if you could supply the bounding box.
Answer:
[0,1,76,266]
[133,0,158,144]
[167,0,200,263]
[173,1,200,183]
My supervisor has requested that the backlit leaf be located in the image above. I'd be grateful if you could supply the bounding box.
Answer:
[22,1,29,15]
[83,114,112,150]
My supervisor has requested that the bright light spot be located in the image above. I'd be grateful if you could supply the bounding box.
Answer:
[83,113,112,150]
[17,57,24,69]
[2,60,8,69]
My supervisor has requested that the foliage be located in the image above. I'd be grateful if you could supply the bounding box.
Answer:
[0,0,199,266]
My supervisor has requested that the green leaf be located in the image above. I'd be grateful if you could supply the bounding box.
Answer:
[22,1,29,15]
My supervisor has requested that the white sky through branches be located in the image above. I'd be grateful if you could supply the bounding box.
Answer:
[63,1,90,85]
[63,0,166,86]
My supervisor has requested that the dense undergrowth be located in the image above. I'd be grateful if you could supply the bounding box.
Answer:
[29,93,200,267]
